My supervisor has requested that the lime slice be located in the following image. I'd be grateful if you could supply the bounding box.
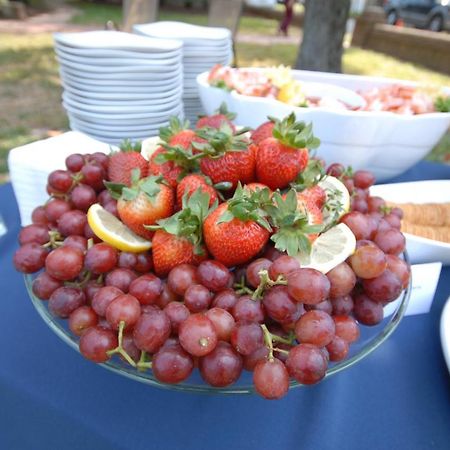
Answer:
[87,203,151,253]
[297,223,356,274]
[318,175,351,227]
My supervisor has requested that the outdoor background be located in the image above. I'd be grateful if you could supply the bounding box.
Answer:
[1,0,449,184]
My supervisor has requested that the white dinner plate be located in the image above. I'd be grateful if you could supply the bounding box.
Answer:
[370,180,450,265]
[55,48,182,67]
[54,31,182,52]
[64,102,183,120]
[69,118,168,135]
[133,22,230,42]
[440,295,450,373]
[54,43,182,59]
[59,66,180,81]
[70,123,157,141]
[62,83,182,102]
[57,56,181,74]
[62,93,180,114]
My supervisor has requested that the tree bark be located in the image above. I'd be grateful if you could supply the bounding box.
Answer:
[295,0,351,73]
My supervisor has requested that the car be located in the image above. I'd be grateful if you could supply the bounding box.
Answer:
[384,0,450,32]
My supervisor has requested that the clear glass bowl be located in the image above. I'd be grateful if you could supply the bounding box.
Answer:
[24,254,411,395]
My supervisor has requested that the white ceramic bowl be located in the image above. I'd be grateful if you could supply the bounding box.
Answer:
[197,69,450,182]
[370,180,450,265]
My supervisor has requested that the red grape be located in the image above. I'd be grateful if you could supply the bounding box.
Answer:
[129,274,162,305]
[348,245,387,279]
[45,198,71,222]
[153,344,194,384]
[232,295,265,323]
[157,282,179,308]
[63,235,88,253]
[212,288,239,312]
[45,246,84,281]
[287,268,330,305]
[81,162,105,191]
[262,285,298,324]
[374,229,406,255]
[353,170,375,189]
[184,284,213,312]
[48,170,73,193]
[84,279,103,303]
[19,224,49,246]
[167,264,198,296]
[164,301,190,334]
[362,269,403,303]
[268,255,300,280]
[178,313,218,357]
[65,153,85,172]
[69,306,98,336]
[333,315,360,343]
[32,271,62,300]
[31,206,49,225]
[79,326,117,363]
[230,322,264,356]
[340,211,371,240]
[13,243,48,273]
[327,262,356,299]
[197,260,231,292]
[386,254,410,289]
[246,258,272,288]
[105,294,141,330]
[84,243,118,274]
[205,307,235,341]
[326,163,345,177]
[105,268,137,293]
[49,286,86,318]
[199,342,243,387]
[91,286,123,316]
[326,336,349,362]
[243,346,270,371]
[70,184,96,211]
[353,293,384,326]
[331,295,354,315]
[294,310,335,347]
[367,196,386,213]
[133,310,171,353]
[253,358,289,399]
[286,344,328,385]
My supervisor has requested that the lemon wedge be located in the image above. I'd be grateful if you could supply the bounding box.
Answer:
[318,175,351,227]
[277,80,306,106]
[87,204,151,253]
[141,136,162,161]
[297,223,356,274]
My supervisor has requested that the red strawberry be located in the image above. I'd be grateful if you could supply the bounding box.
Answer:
[197,126,255,189]
[160,117,205,150]
[298,185,326,209]
[251,121,274,145]
[244,182,272,194]
[108,175,174,240]
[108,141,148,186]
[152,230,207,277]
[148,147,184,188]
[150,189,214,275]
[196,103,236,132]
[176,174,218,208]
[296,192,323,241]
[203,188,271,267]
[255,114,319,190]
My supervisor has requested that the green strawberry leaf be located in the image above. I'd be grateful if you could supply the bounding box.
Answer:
[159,117,190,143]
[290,158,326,191]
[104,180,127,200]
[140,177,161,200]
[118,139,141,152]
[194,124,249,157]
[122,187,138,201]
[272,113,320,150]
[216,102,237,120]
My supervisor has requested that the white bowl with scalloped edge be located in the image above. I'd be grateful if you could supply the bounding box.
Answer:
[197,69,450,182]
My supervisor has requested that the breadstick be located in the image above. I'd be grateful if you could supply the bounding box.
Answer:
[401,221,450,243]
[386,202,450,227]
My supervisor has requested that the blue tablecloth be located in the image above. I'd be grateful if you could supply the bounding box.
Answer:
[1,161,449,450]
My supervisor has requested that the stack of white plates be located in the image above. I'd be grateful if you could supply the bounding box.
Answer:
[53,31,184,146]
[133,22,233,125]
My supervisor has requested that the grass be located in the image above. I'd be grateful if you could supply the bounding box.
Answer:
[0,2,448,181]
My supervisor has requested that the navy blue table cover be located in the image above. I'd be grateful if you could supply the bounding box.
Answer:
[1,161,449,450]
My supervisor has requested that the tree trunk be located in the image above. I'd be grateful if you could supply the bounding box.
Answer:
[295,0,351,73]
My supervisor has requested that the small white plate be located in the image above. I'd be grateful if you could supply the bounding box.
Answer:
[54,31,182,51]
[440,295,450,373]
[69,118,167,135]
[59,66,180,81]
[370,180,450,266]
[133,21,230,42]
[67,113,173,130]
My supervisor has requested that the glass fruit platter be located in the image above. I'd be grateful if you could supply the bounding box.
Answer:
[24,263,410,395]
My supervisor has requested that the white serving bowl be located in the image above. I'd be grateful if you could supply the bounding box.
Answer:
[197,69,450,182]
[370,180,450,265]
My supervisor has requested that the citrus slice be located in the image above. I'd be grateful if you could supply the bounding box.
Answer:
[296,223,356,274]
[87,203,151,253]
[141,136,162,161]
[318,175,351,227]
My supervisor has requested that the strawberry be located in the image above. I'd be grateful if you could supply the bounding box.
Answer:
[196,103,236,132]
[152,230,208,277]
[298,185,326,210]
[150,189,215,276]
[196,125,255,189]
[255,113,320,190]
[251,120,274,145]
[203,185,272,266]
[160,117,205,150]
[108,140,148,186]
[106,172,174,240]
[266,190,324,255]
[244,182,272,194]
[295,192,323,242]
[148,147,184,188]
[176,174,218,208]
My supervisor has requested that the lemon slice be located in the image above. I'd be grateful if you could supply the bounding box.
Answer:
[297,223,356,274]
[141,136,162,161]
[318,175,351,227]
[87,204,151,253]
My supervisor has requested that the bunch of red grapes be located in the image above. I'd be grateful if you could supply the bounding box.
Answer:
[13,153,410,400]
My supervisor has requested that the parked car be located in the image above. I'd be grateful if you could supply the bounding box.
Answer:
[384,0,450,31]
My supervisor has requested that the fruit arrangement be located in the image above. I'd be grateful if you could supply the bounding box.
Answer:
[13,110,410,399]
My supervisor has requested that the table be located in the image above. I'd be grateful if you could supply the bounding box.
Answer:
[1,161,449,450]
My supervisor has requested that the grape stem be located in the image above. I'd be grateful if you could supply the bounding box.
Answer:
[261,324,274,361]
[233,276,254,296]
[106,320,137,367]
[42,230,63,249]
[65,270,92,289]
[252,270,287,300]
[137,351,152,371]
[273,347,290,355]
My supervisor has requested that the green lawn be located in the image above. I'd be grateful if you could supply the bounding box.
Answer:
[0,2,448,180]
